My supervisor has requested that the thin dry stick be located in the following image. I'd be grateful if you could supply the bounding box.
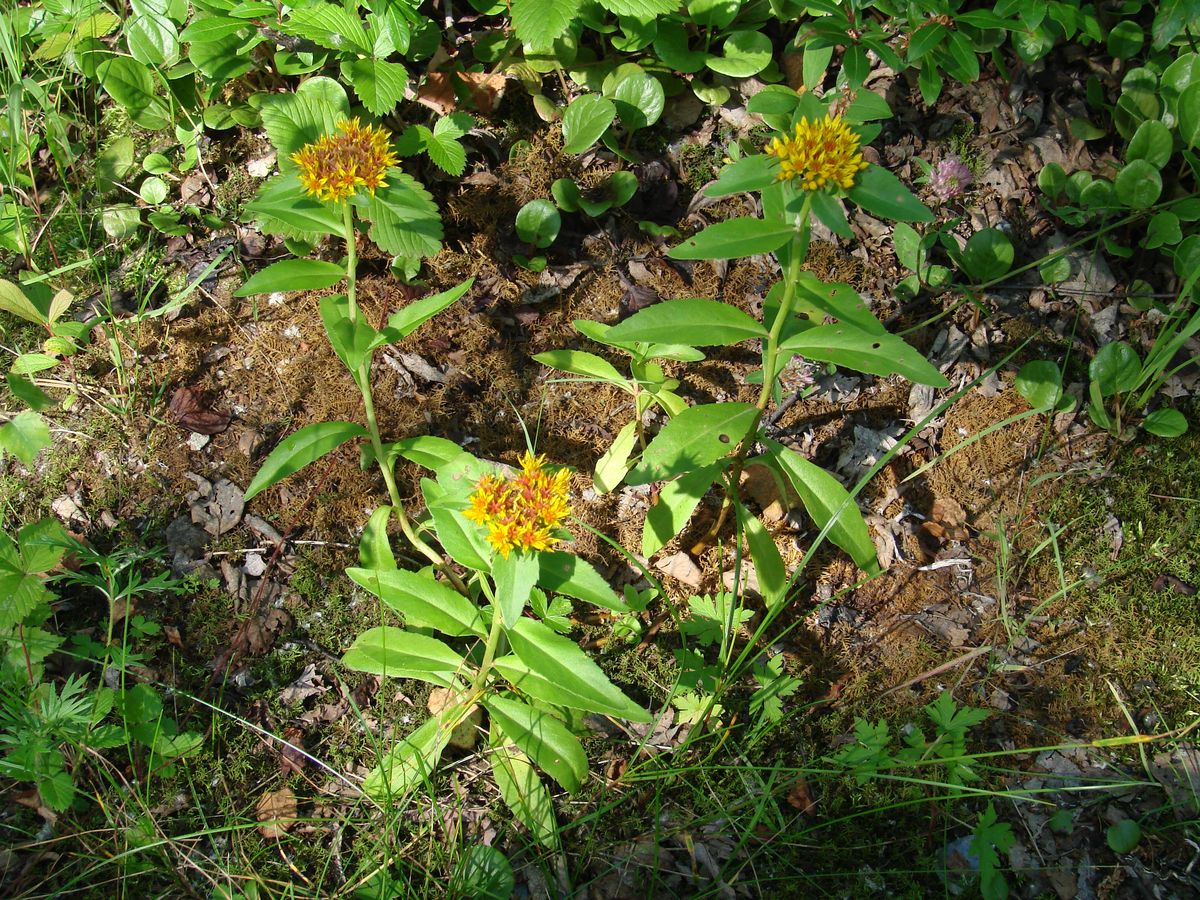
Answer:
[879,645,992,697]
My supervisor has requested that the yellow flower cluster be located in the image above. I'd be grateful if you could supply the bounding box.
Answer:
[463,453,571,557]
[766,115,870,192]
[291,117,400,203]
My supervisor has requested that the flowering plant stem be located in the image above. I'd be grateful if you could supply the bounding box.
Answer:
[705,195,813,543]
[340,205,467,593]
[472,578,507,692]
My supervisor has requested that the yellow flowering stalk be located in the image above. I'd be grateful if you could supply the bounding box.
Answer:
[291,117,400,203]
[464,452,572,556]
[766,114,869,192]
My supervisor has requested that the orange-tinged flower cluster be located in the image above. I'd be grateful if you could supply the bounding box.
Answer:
[463,452,571,557]
[766,114,870,192]
[291,117,399,203]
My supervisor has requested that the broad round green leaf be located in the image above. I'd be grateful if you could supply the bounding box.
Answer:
[139,176,169,204]
[606,298,767,346]
[1178,82,1200,148]
[562,94,617,155]
[706,30,772,78]
[1014,360,1063,411]
[243,421,367,501]
[611,72,665,132]
[1114,159,1162,208]
[1145,211,1182,250]
[1106,819,1142,854]
[1038,163,1067,196]
[627,402,758,484]
[1127,120,1173,168]
[1144,408,1188,437]
[958,228,1014,283]
[515,199,561,248]
[668,217,795,260]
[1089,342,1141,397]
[1107,21,1144,60]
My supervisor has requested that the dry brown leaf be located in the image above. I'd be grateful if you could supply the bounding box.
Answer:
[280,727,307,776]
[655,551,703,588]
[169,385,232,435]
[786,775,817,814]
[416,70,507,115]
[256,787,298,839]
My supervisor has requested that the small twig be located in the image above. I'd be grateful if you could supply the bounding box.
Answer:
[880,645,992,697]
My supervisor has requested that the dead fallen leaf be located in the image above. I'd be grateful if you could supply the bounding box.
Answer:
[256,787,298,839]
[786,775,817,814]
[169,386,232,435]
[416,69,507,115]
[922,496,969,544]
[655,552,703,588]
[280,727,307,776]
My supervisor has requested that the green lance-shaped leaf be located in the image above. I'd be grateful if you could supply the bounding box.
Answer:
[643,463,724,557]
[244,421,367,501]
[704,153,780,198]
[422,478,494,573]
[532,350,627,387]
[627,402,758,484]
[605,298,767,347]
[594,420,639,493]
[243,173,344,240]
[536,551,628,612]
[489,725,561,849]
[668,218,796,260]
[733,500,788,610]
[319,293,378,374]
[362,712,454,799]
[499,617,651,721]
[483,694,588,791]
[373,277,474,348]
[760,442,880,575]
[235,259,345,296]
[778,323,948,387]
[846,164,933,223]
[341,626,467,686]
[358,506,397,570]
[493,549,540,628]
[0,279,49,325]
[347,568,486,637]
